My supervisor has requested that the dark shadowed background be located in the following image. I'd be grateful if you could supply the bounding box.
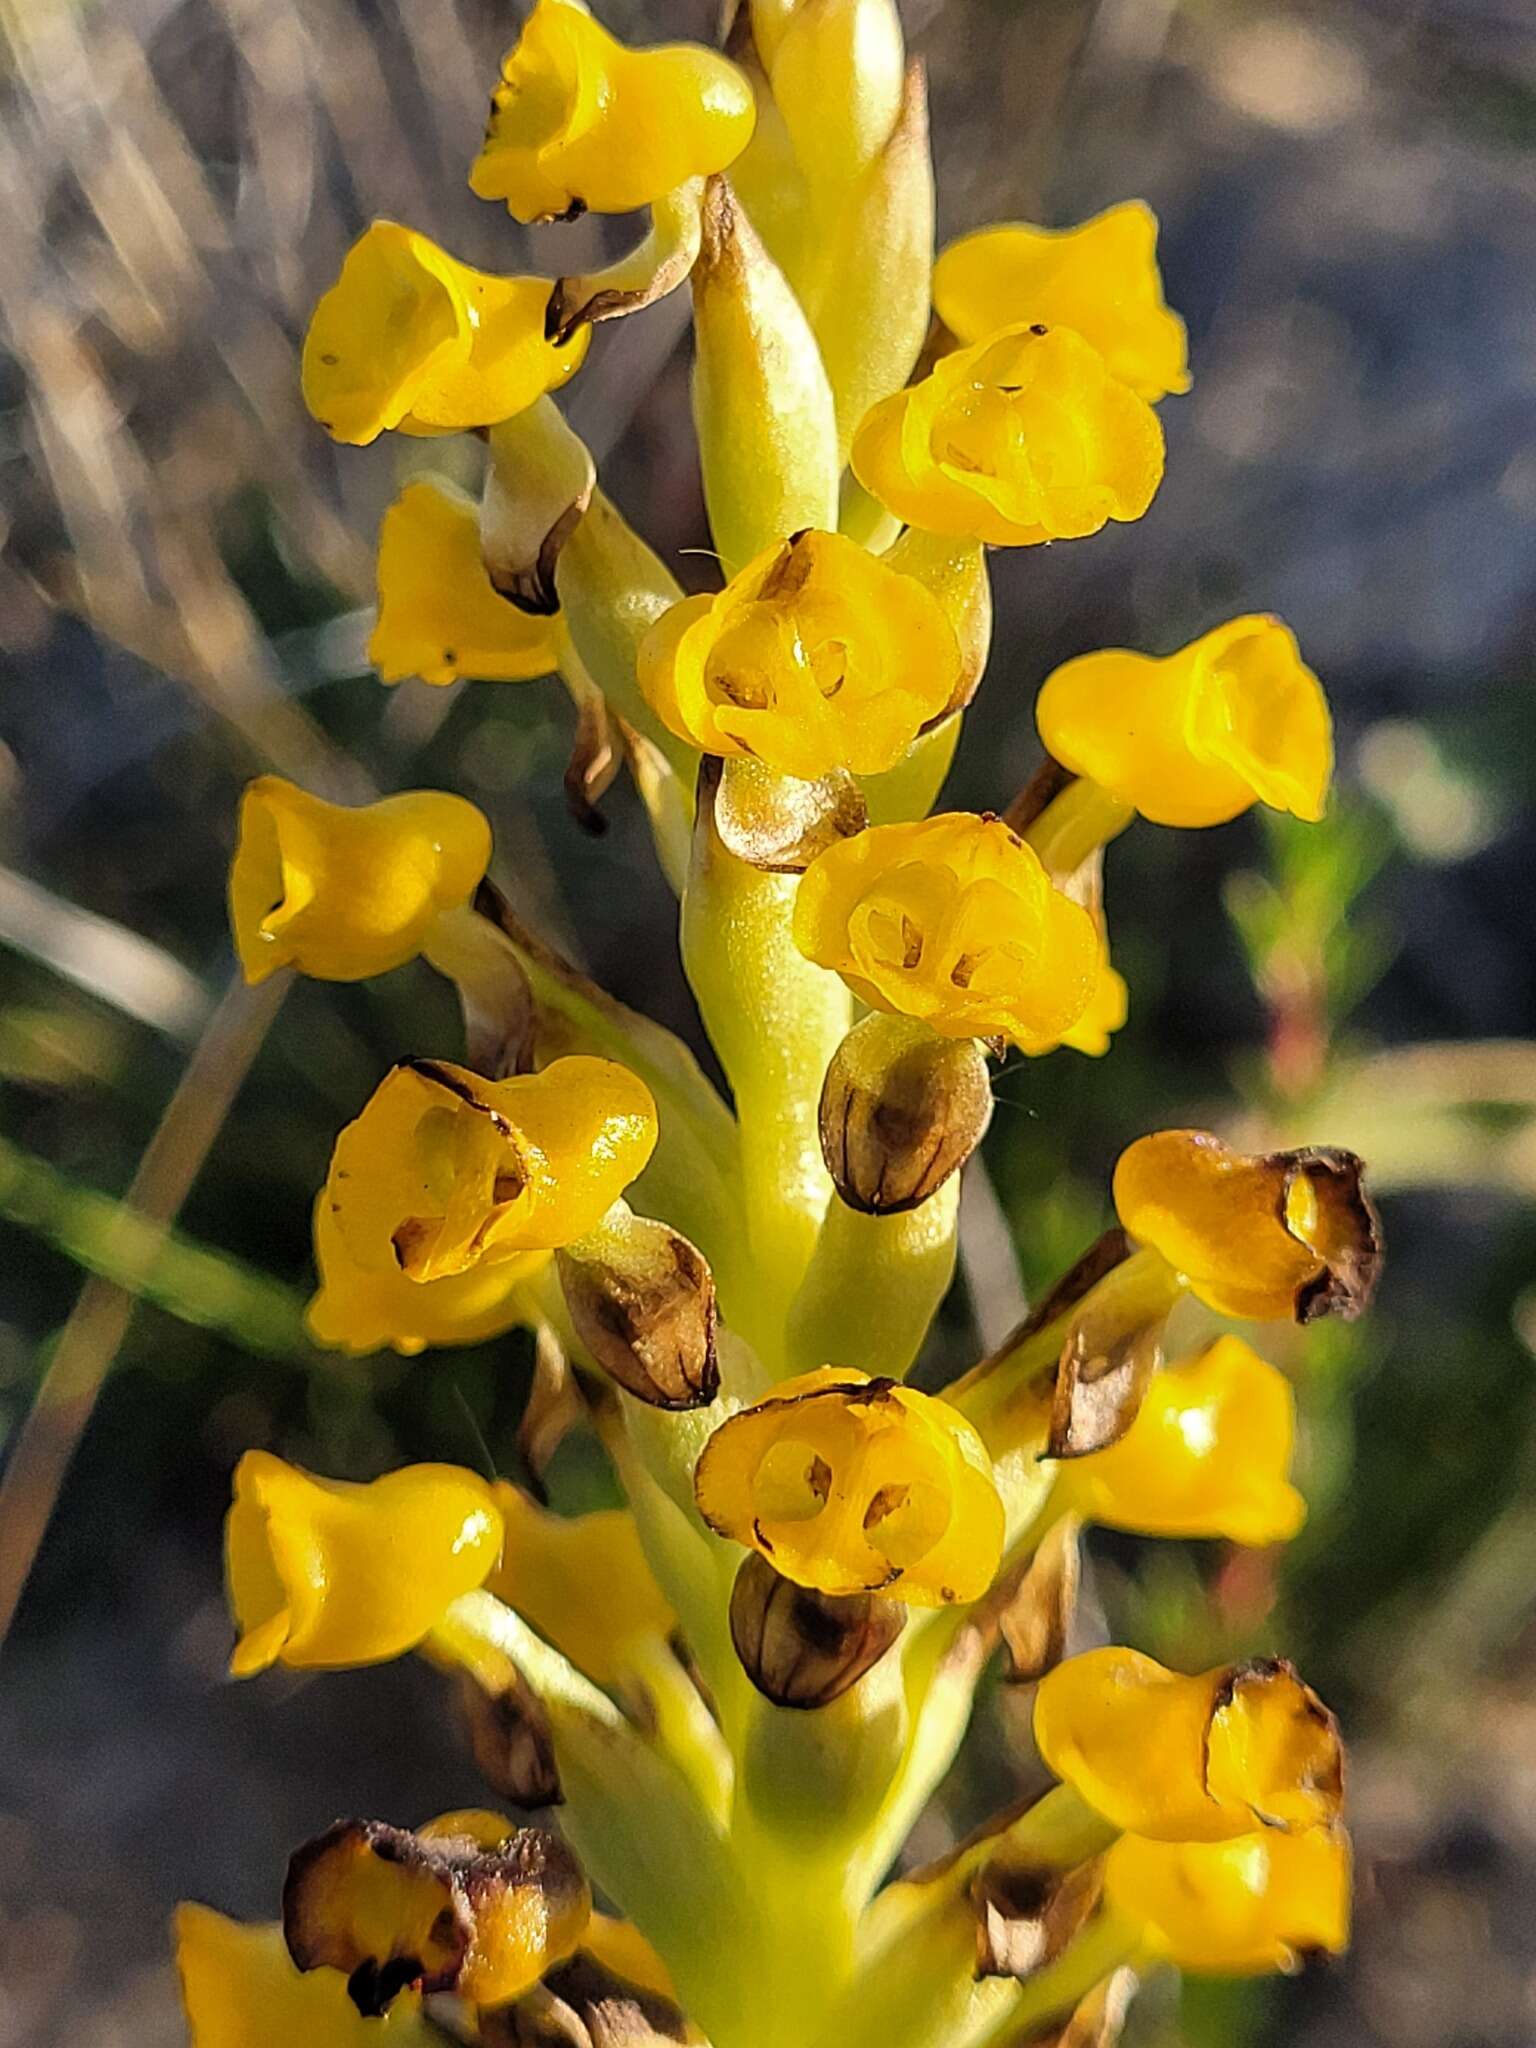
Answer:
[1,1,1534,2042]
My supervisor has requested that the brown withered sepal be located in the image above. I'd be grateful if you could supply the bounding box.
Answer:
[564,689,620,836]
[729,1552,906,1709]
[971,1852,1105,1983]
[819,1011,994,1215]
[485,1954,693,2048]
[1046,1301,1165,1462]
[460,1668,563,1810]
[1028,1966,1140,2048]
[992,1514,1083,1685]
[557,1217,719,1410]
[1277,1146,1382,1321]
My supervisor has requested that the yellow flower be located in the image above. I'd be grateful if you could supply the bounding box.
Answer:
[174,1905,439,2048]
[693,1365,1004,1604]
[1103,1827,1351,1974]
[470,0,755,223]
[301,221,588,446]
[1036,616,1333,828]
[636,528,961,779]
[933,202,1190,403]
[369,479,564,687]
[284,1813,589,2014]
[1112,1130,1382,1324]
[1035,1647,1343,1842]
[224,1452,503,1677]
[487,1482,676,1684]
[1055,1336,1306,1547]
[228,777,491,986]
[1052,935,1128,1058]
[306,1200,546,1359]
[793,812,1100,1051]
[850,323,1164,547]
[320,1056,657,1289]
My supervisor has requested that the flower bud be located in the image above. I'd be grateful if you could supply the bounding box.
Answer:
[224,1452,503,1676]
[934,201,1189,404]
[1035,1648,1343,1842]
[1036,616,1332,828]
[174,1903,440,2048]
[694,1365,1004,1605]
[301,222,587,445]
[283,1813,589,2014]
[757,0,905,191]
[482,399,597,617]
[1102,1826,1351,1974]
[228,777,491,986]
[470,0,755,223]
[370,478,564,687]
[1055,1336,1306,1547]
[487,1482,677,1684]
[851,322,1164,548]
[729,1551,905,1707]
[556,1209,719,1410]
[793,813,1100,1053]
[970,1852,1104,1982]
[637,527,961,780]
[819,1012,992,1215]
[1112,1130,1382,1323]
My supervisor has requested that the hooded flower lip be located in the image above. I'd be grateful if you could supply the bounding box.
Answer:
[224,1452,503,1676]
[792,812,1101,1052]
[1103,1825,1352,1974]
[1112,1129,1382,1324]
[1036,616,1333,829]
[636,528,962,780]
[1035,1647,1343,1843]
[174,1904,440,2048]
[370,479,565,688]
[933,201,1190,404]
[487,1482,676,1685]
[850,322,1165,547]
[469,0,755,223]
[228,777,492,986]
[693,1365,1004,1605]
[323,1055,657,1287]
[301,221,588,446]
[1055,1335,1307,1548]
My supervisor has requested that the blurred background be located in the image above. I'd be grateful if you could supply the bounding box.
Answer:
[1,0,1534,2041]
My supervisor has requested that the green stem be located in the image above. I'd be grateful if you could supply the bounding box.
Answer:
[1023,778,1134,876]
[785,1179,959,1379]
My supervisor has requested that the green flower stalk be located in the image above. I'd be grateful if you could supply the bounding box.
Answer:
[180,4,1377,2046]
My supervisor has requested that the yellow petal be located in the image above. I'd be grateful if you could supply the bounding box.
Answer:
[174,1905,439,2048]
[487,1482,676,1684]
[1103,1827,1351,1974]
[305,1199,546,1359]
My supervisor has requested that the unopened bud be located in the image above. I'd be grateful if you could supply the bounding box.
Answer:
[819,1012,993,1215]
[482,397,596,616]
[557,1208,719,1410]
[729,1551,905,1708]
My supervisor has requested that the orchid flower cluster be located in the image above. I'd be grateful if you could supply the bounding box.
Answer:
[176,5,1378,2045]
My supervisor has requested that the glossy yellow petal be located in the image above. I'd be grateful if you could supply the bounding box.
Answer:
[321,1056,657,1289]
[793,812,1100,1050]
[637,529,961,779]
[487,1482,676,1684]
[1112,1130,1382,1323]
[470,0,755,222]
[174,1906,439,2048]
[369,479,564,687]
[851,322,1164,548]
[227,777,491,985]
[1103,1827,1351,1974]
[301,222,586,446]
[581,1912,680,2003]
[1055,1336,1306,1546]
[305,1199,546,1359]
[1035,1647,1342,1842]
[1036,616,1332,829]
[1052,935,1127,1058]
[224,1452,503,1675]
[934,202,1189,403]
[694,1365,1004,1605]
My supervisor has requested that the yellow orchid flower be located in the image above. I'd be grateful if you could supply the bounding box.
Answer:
[1051,934,1128,1058]
[174,1905,440,2048]
[933,201,1190,403]
[1035,1647,1343,1842]
[1113,1129,1382,1323]
[305,1200,547,1359]
[301,221,587,446]
[1055,1336,1306,1547]
[850,322,1164,547]
[487,1482,676,1685]
[227,776,491,986]
[369,478,564,687]
[1103,1826,1352,1975]
[694,1365,1004,1604]
[1036,616,1333,828]
[792,812,1100,1051]
[636,528,961,780]
[470,0,755,223]
[224,1452,503,1676]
